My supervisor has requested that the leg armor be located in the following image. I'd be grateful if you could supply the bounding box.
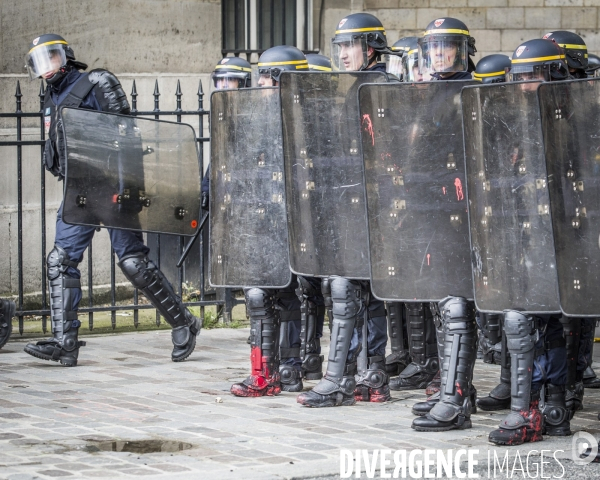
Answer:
[412,297,477,432]
[355,300,391,403]
[119,252,200,362]
[412,301,476,416]
[321,277,334,335]
[479,313,502,365]
[296,276,324,380]
[477,315,511,411]
[561,316,583,418]
[489,311,543,446]
[390,303,438,391]
[231,288,281,397]
[297,277,361,407]
[24,246,86,366]
[542,384,571,436]
[584,338,600,388]
[0,298,15,349]
[384,302,410,376]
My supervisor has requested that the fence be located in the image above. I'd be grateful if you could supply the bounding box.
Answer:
[0,77,242,336]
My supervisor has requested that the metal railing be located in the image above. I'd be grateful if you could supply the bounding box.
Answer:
[0,78,242,335]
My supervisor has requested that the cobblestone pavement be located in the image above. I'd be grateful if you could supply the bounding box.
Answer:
[1,328,599,479]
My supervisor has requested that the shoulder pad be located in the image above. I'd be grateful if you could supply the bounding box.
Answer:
[88,69,131,115]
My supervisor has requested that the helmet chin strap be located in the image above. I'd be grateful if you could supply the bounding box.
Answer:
[45,66,69,85]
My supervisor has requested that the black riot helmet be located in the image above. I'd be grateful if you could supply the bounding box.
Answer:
[474,54,511,84]
[257,46,308,86]
[306,54,332,72]
[25,33,87,83]
[211,57,252,90]
[586,53,600,77]
[508,39,569,82]
[331,13,391,71]
[542,31,588,75]
[418,17,476,75]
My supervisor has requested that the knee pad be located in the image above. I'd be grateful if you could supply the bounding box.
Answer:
[330,277,362,320]
[47,246,78,280]
[245,288,276,318]
[504,310,536,354]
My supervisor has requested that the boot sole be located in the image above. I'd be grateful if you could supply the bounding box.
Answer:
[172,332,197,363]
[477,401,511,412]
[412,419,472,432]
[298,397,356,408]
[23,346,77,367]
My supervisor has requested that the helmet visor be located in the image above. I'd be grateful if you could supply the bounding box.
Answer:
[387,55,403,78]
[331,36,368,71]
[25,43,67,80]
[418,36,468,74]
[402,50,421,82]
[211,71,248,90]
[507,64,551,83]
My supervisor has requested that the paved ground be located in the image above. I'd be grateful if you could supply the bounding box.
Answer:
[1,327,600,480]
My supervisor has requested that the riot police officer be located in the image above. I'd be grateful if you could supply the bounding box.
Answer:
[230,46,309,397]
[297,13,393,408]
[22,34,200,366]
[418,17,476,80]
[0,299,15,349]
[306,53,332,72]
[486,39,571,445]
[473,54,511,84]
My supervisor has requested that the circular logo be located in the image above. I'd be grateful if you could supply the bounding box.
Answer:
[434,19,445,28]
[338,18,347,29]
[543,32,553,40]
[221,58,230,64]
[32,37,39,46]
[515,46,526,58]
[572,431,599,465]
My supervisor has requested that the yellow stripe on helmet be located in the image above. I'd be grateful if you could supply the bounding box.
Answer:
[473,70,505,78]
[28,40,67,54]
[424,29,469,36]
[407,48,418,56]
[258,60,309,67]
[308,64,332,71]
[335,27,386,34]
[512,54,565,64]
[558,43,587,50]
[214,64,252,73]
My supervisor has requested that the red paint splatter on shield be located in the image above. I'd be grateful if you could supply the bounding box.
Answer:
[442,186,446,195]
[362,114,375,146]
[454,178,464,201]
[427,254,431,266]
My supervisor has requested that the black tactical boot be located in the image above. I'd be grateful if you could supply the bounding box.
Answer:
[24,246,86,366]
[412,297,477,431]
[412,386,477,417]
[542,384,571,436]
[561,315,583,417]
[355,354,391,403]
[0,299,15,349]
[231,289,281,397]
[297,277,360,407]
[385,302,410,376]
[477,319,511,411]
[489,311,543,446]
[390,303,438,390]
[584,364,600,388]
[119,253,200,362]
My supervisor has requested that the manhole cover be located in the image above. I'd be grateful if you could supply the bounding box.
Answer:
[85,440,193,453]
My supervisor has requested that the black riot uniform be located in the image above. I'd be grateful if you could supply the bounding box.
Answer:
[22,34,200,366]
[0,299,15,349]
[229,46,311,397]
[297,13,395,408]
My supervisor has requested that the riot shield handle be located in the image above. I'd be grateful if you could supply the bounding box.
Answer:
[176,212,208,269]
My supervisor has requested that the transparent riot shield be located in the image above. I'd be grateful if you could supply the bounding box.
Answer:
[280,71,387,279]
[359,81,475,302]
[462,82,560,313]
[209,87,291,288]
[539,79,600,317]
[62,107,200,236]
